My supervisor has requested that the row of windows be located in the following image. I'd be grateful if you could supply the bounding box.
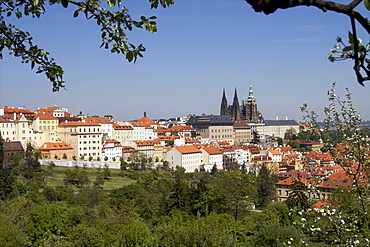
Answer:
[41,126,55,130]
[82,153,100,157]
[1,123,27,128]
[1,123,14,128]
[80,147,100,150]
[211,135,232,139]
[79,140,100,144]
[278,190,328,200]
[42,120,56,124]
[79,135,98,139]
[2,130,38,135]
[22,136,42,140]
[210,129,232,133]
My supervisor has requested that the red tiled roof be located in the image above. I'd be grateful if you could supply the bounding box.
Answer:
[175,145,201,154]
[59,121,100,126]
[40,142,73,150]
[202,146,223,155]
[137,116,156,124]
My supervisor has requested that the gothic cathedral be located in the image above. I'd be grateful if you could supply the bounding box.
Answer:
[220,85,263,122]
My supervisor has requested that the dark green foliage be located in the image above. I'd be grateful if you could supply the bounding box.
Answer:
[0,135,3,165]
[287,140,299,149]
[215,171,257,220]
[284,128,297,140]
[253,221,304,247]
[64,166,90,187]
[285,178,311,211]
[256,164,277,208]
[0,166,15,200]
[252,130,260,143]
[103,164,111,179]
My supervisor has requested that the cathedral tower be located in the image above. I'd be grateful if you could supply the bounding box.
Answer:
[243,84,260,122]
[231,88,241,121]
[220,88,228,116]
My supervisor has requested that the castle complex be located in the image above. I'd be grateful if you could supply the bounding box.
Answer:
[220,85,263,122]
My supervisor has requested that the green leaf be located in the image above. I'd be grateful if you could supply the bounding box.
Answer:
[73,10,79,18]
[348,31,354,44]
[126,51,133,62]
[365,0,370,11]
[33,0,39,6]
[107,0,115,8]
[343,45,354,52]
[61,0,68,8]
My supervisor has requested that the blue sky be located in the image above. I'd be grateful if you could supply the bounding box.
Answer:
[1,0,369,121]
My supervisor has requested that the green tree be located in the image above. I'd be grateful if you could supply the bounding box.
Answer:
[287,140,299,149]
[301,83,370,229]
[256,164,277,208]
[284,128,297,140]
[1,0,174,91]
[252,130,260,144]
[210,164,218,175]
[0,166,15,200]
[215,171,257,220]
[64,166,89,187]
[62,153,67,160]
[103,164,111,179]
[0,135,4,165]
[277,137,283,145]
[285,177,311,211]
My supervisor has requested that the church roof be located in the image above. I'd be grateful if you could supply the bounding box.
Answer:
[264,120,299,126]
[186,114,234,125]
[246,84,256,102]
[137,116,156,125]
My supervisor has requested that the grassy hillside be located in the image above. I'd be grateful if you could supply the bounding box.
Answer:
[44,166,135,191]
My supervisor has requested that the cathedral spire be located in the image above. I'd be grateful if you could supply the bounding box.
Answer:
[247,84,256,102]
[231,87,241,120]
[220,88,228,116]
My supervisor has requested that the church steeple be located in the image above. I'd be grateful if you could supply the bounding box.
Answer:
[231,88,241,120]
[246,84,256,102]
[220,88,228,116]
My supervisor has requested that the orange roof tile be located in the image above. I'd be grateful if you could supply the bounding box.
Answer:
[202,146,223,155]
[137,116,156,125]
[59,121,100,126]
[40,142,73,150]
[175,145,201,154]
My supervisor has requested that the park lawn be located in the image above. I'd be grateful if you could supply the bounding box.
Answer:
[44,166,136,191]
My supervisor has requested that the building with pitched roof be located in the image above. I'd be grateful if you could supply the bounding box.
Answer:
[2,141,24,166]
[40,142,74,160]
[84,116,114,139]
[112,123,134,143]
[201,146,223,171]
[102,139,122,161]
[167,145,202,172]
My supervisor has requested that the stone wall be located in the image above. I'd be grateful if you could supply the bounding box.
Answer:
[39,159,121,169]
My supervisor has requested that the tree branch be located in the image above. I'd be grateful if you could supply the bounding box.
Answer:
[245,0,370,34]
